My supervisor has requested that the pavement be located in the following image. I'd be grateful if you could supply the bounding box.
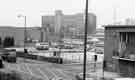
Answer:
[2,57,109,80]
[3,57,133,80]
[76,63,121,80]
[3,58,81,80]
[87,69,121,79]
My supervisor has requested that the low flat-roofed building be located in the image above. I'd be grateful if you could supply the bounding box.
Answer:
[105,25,135,77]
[0,26,41,46]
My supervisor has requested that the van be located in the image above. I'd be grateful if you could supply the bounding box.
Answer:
[36,42,49,50]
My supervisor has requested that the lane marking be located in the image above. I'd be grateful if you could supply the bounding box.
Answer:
[19,63,31,74]
[19,64,45,80]
[4,62,44,80]
[37,68,50,80]
[54,69,70,79]
[46,68,58,79]
[50,68,70,80]
[26,63,50,80]
[24,63,33,76]
[62,70,76,80]
[4,62,9,69]
[63,70,76,76]
[13,63,21,72]
[38,65,54,79]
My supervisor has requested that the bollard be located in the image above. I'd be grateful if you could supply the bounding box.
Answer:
[93,55,97,72]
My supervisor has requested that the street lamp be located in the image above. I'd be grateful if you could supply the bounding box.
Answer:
[18,14,27,53]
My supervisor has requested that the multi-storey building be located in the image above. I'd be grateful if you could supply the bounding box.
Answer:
[42,10,96,41]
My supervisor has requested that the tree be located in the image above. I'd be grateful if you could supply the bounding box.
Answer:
[11,37,15,46]
[3,37,8,47]
[3,36,15,48]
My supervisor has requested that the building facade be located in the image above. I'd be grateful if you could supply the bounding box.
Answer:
[0,26,41,46]
[105,25,135,77]
[42,10,97,41]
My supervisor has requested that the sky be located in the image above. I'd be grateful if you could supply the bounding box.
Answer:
[0,0,135,27]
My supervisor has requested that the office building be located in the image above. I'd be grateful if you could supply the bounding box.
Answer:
[42,10,97,41]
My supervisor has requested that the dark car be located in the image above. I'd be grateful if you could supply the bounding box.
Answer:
[1,49,17,63]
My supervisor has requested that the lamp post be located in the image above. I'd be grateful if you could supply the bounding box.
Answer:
[18,15,27,53]
[83,0,89,80]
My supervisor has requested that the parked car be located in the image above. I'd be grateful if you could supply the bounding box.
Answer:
[1,49,17,63]
[35,42,49,50]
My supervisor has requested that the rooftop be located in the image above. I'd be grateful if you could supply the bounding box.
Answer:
[104,25,135,28]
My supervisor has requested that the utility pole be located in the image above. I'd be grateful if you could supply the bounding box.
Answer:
[40,27,44,42]
[24,16,27,51]
[83,0,89,80]
[18,15,27,53]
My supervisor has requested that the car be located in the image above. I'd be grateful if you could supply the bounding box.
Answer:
[36,42,49,50]
[1,49,17,63]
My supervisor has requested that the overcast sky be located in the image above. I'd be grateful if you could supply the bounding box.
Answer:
[0,0,135,27]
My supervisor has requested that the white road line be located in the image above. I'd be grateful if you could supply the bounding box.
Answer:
[46,68,58,79]
[19,63,30,73]
[14,63,21,71]
[5,62,30,74]
[50,68,69,79]
[24,63,33,76]
[4,62,44,80]
[62,70,76,80]
[18,65,45,80]
[16,64,30,74]
[63,70,76,75]
[38,65,54,79]
[54,69,70,79]
[6,63,12,70]
[25,63,50,80]
[55,69,67,77]
[37,68,50,80]
[23,64,45,79]
[8,63,16,70]
[4,62,9,69]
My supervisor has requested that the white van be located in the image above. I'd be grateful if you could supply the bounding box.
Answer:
[35,42,49,50]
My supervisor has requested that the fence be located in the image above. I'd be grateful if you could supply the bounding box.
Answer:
[16,50,104,64]
[60,51,104,64]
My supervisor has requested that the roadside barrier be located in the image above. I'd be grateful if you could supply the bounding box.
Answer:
[16,51,63,64]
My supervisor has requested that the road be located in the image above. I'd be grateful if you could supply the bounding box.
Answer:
[5,47,104,64]
[3,58,103,80]
[4,58,78,80]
